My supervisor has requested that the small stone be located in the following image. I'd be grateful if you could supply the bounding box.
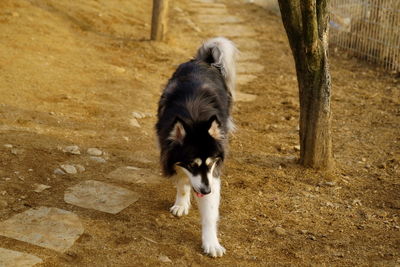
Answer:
[114,67,126,73]
[324,181,336,187]
[294,145,300,152]
[60,164,77,174]
[274,227,286,235]
[3,144,13,148]
[377,163,386,169]
[300,229,308,234]
[308,235,316,241]
[87,148,102,156]
[33,184,51,193]
[90,156,106,163]
[361,158,366,162]
[132,112,145,119]
[129,118,141,127]
[352,199,362,206]
[75,164,86,172]
[63,145,80,155]
[159,255,172,263]
[376,210,387,217]
[11,148,24,155]
[54,168,66,175]
[326,202,335,208]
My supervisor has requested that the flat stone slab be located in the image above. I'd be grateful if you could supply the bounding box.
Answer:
[237,74,258,85]
[236,91,257,102]
[0,207,84,252]
[194,7,228,15]
[238,51,260,61]
[238,62,265,73]
[195,14,243,24]
[0,248,43,267]
[214,25,257,37]
[64,180,139,214]
[107,166,163,184]
[194,0,215,3]
[192,3,226,9]
[233,38,260,50]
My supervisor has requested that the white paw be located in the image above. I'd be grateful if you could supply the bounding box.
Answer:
[170,204,190,217]
[202,241,226,257]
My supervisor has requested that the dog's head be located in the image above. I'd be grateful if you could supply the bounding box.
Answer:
[163,115,225,196]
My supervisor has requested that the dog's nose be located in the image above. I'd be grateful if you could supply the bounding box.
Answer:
[200,187,211,195]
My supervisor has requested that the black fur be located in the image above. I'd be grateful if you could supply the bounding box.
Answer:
[156,59,232,177]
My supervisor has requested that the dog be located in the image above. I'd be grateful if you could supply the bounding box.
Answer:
[155,37,237,257]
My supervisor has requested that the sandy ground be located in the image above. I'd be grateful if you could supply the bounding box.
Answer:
[0,0,399,266]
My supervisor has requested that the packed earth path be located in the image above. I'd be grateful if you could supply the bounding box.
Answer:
[0,0,399,266]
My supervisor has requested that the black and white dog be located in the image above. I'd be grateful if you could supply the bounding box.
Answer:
[156,37,237,257]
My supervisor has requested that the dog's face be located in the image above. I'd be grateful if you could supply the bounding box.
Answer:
[168,116,225,196]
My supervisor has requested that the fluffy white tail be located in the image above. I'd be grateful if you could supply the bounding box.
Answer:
[196,37,237,98]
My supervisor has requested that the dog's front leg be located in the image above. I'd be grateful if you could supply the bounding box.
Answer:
[170,176,191,216]
[196,178,225,257]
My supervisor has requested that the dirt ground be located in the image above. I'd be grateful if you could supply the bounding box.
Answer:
[0,0,399,266]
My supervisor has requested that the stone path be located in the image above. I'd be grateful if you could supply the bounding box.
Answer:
[0,247,42,267]
[0,145,158,264]
[0,0,263,265]
[64,180,140,214]
[189,0,261,101]
[0,207,84,252]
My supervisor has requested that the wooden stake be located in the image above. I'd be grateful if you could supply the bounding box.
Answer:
[151,0,169,41]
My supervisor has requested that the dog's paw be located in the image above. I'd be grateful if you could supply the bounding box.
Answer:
[202,242,226,257]
[170,204,190,217]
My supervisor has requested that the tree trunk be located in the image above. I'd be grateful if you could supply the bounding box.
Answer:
[278,0,333,169]
[151,0,169,41]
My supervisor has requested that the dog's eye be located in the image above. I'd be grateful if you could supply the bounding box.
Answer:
[205,157,220,167]
[189,158,202,168]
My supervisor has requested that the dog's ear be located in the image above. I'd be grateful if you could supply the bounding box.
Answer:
[168,118,186,144]
[208,115,224,140]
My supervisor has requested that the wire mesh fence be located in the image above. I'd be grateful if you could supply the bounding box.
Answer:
[330,0,400,72]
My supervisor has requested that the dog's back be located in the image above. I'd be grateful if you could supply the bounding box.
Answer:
[156,37,237,176]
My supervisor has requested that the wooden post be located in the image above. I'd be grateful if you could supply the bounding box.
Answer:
[151,0,169,41]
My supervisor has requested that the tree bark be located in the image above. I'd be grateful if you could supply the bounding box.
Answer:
[278,0,333,169]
